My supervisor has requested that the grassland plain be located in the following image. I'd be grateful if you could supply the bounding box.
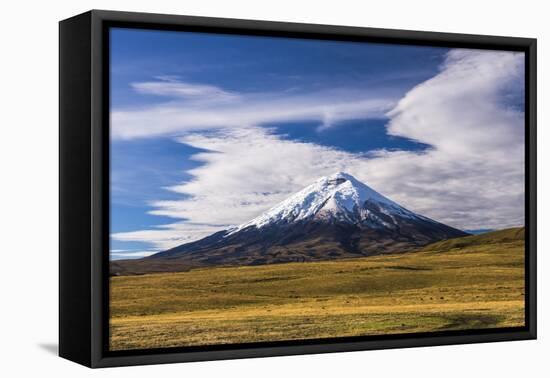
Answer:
[109,228,525,351]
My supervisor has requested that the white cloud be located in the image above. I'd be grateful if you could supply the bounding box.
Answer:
[110,250,159,259]
[367,49,525,229]
[386,49,524,155]
[111,82,395,139]
[152,128,364,222]
[131,79,241,103]
[111,222,226,251]
[112,49,525,251]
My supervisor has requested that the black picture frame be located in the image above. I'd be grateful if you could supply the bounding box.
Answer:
[59,9,537,368]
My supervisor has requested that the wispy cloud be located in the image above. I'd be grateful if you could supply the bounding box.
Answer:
[131,79,241,103]
[111,81,396,139]
[112,223,227,251]
[110,250,160,259]
[112,49,525,252]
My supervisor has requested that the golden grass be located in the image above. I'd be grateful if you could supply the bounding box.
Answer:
[110,231,525,351]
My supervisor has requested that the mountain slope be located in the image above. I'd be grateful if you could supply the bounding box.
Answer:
[419,227,524,253]
[111,173,468,275]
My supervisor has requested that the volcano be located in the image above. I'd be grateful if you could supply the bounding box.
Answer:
[111,172,467,274]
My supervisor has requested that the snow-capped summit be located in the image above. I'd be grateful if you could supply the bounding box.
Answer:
[148,173,467,267]
[229,172,418,234]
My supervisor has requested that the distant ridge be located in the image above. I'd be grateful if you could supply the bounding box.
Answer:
[419,227,524,253]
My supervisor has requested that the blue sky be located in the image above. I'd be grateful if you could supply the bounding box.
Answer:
[110,28,525,260]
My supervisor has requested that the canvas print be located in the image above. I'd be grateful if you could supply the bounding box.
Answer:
[108,28,526,351]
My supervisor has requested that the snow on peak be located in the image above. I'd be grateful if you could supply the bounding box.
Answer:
[228,172,416,234]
